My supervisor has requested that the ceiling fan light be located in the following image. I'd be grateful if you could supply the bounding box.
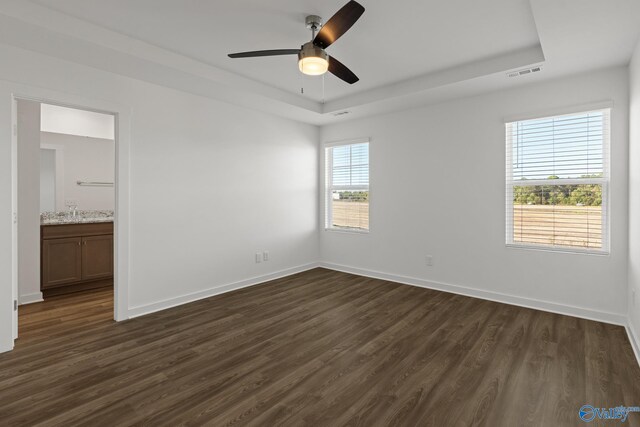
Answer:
[299,56,329,76]
[298,42,329,76]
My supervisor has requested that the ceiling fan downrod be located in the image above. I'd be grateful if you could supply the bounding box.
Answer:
[305,15,323,41]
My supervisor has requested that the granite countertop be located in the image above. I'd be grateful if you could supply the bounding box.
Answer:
[41,210,114,226]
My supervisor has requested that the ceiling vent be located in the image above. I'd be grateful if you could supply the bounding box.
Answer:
[333,111,350,117]
[507,65,543,78]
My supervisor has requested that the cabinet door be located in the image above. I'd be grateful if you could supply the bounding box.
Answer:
[42,237,82,288]
[81,235,114,280]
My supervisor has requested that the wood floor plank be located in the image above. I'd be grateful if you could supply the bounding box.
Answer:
[0,268,638,426]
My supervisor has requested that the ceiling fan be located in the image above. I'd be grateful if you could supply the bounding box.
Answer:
[228,0,365,84]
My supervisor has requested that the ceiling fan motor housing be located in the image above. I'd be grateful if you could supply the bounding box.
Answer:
[298,42,328,62]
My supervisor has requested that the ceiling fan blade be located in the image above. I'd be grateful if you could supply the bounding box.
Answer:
[228,49,300,58]
[328,56,359,84]
[313,1,365,49]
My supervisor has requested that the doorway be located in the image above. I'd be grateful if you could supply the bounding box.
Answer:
[13,98,118,342]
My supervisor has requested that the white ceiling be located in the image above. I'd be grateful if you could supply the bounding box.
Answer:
[1,0,639,124]
[29,0,541,102]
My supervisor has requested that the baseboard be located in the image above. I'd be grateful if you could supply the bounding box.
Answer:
[18,292,43,305]
[627,321,640,369]
[127,262,321,319]
[319,262,627,326]
[0,342,14,354]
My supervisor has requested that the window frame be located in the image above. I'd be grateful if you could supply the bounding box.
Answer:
[505,108,611,255]
[324,138,370,233]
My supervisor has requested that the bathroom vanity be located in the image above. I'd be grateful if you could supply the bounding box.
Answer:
[40,212,113,297]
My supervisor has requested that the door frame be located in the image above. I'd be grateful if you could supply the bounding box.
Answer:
[5,83,131,349]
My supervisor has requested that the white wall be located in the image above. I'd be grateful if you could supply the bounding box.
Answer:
[628,40,640,354]
[321,66,629,322]
[41,103,115,140]
[17,99,42,305]
[0,43,319,351]
[39,148,55,212]
[41,132,115,211]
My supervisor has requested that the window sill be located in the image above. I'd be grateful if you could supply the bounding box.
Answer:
[324,227,369,235]
[506,243,610,256]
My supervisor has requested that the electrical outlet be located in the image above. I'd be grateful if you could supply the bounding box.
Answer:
[263,251,269,262]
[425,255,433,266]
[255,253,262,263]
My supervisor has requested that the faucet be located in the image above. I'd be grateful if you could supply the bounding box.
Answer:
[68,204,78,219]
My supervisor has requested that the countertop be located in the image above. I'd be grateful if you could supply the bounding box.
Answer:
[41,210,114,226]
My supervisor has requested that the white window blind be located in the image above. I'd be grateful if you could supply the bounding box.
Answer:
[325,141,370,231]
[506,109,610,252]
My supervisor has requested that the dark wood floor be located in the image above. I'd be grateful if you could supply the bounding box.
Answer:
[1,268,639,426]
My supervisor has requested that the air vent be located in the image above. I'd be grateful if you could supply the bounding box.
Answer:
[507,65,543,78]
[333,111,350,116]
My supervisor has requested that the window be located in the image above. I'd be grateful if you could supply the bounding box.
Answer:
[506,108,610,252]
[325,140,369,232]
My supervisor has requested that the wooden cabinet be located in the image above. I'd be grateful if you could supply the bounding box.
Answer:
[42,237,83,286]
[41,222,113,297]
[81,235,114,280]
